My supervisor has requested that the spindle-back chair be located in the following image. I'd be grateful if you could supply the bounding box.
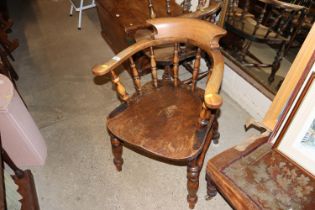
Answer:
[92,18,226,209]
[224,0,306,83]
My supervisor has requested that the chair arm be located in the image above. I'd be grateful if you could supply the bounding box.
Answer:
[204,49,224,109]
[180,2,221,19]
[257,0,305,11]
[92,39,155,76]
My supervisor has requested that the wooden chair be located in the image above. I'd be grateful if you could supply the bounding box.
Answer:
[223,0,306,83]
[92,18,226,209]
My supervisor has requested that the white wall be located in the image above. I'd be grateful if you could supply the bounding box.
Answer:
[222,64,272,120]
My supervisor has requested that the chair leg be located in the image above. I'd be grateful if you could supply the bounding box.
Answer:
[187,159,199,209]
[110,136,123,171]
[205,173,217,199]
[269,41,286,83]
[212,118,220,145]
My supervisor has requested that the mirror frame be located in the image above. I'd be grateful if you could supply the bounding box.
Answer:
[218,0,315,130]
[263,24,315,130]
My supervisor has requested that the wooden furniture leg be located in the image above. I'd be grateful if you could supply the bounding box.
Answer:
[110,136,123,171]
[269,41,286,83]
[205,173,217,199]
[212,118,220,145]
[187,159,199,209]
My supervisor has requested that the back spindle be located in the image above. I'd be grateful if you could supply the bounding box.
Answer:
[192,48,201,91]
[110,70,129,102]
[129,57,142,93]
[148,0,156,18]
[150,47,158,88]
[166,0,171,15]
[173,43,179,87]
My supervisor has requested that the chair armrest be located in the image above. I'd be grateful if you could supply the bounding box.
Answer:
[180,2,221,19]
[257,0,304,11]
[204,49,224,109]
[92,39,155,76]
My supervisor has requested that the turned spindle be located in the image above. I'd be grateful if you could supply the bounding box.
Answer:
[110,70,129,102]
[166,0,171,15]
[148,0,156,18]
[192,48,201,91]
[199,102,210,127]
[253,4,267,36]
[129,57,142,93]
[187,160,199,209]
[150,47,158,88]
[173,43,179,87]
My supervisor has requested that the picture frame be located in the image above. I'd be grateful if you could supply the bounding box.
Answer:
[274,71,315,176]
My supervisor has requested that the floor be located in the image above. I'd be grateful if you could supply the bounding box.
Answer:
[8,0,259,209]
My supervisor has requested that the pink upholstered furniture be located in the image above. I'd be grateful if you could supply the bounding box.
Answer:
[0,74,46,166]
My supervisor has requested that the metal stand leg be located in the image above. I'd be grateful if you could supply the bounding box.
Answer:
[78,0,84,30]
[69,4,74,16]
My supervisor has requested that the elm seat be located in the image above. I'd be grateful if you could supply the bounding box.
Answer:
[107,81,204,160]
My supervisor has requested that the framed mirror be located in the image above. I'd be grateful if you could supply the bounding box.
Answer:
[218,0,314,98]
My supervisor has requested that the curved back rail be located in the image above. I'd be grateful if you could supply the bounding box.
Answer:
[92,18,226,110]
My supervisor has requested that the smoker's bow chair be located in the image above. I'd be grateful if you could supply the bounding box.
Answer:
[224,0,305,83]
[92,18,226,209]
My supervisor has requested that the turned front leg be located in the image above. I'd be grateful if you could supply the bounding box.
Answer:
[187,160,200,209]
[110,136,123,171]
[212,118,220,145]
[206,173,217,199]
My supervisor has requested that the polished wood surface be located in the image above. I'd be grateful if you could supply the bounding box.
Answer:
[93,18,226,108]
[95,0,221,54]
[107,81,204,160]
[93,18,226,208]
[95,0,182,53]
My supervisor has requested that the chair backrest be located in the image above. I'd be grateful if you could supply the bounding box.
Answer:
[225,0,306,40]
[93,18,226,123]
